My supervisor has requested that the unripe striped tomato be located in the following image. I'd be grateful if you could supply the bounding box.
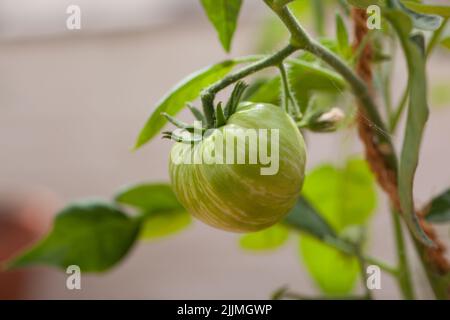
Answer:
[169,103,306,232]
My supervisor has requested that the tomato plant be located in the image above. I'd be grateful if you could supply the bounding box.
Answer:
[6,0,450,300]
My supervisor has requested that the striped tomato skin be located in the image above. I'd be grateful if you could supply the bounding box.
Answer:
[169,103,306,232]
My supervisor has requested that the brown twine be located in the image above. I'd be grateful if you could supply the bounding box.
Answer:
[351,8,450,279]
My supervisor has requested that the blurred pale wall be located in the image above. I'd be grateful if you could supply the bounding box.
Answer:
[0,0,449,299]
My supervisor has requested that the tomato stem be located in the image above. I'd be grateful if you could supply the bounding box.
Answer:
[200,44,298,128]
[391,208,416,299]
[266,3,398,173]
[278,63,301,119]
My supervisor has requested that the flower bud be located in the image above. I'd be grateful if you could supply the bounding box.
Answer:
[305,107,345,132]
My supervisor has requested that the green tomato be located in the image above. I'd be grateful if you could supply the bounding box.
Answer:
[169,103,306,232]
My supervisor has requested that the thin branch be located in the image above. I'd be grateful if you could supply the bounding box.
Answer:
[267,3,398,173]
[426,18,449,58]
[201,44,297,126]
[279,63,291,113]
[389,86,409,132]
[365,256,398,276]
[278,63,301,118]
[390,18,448,133]
[272,285,370,300]
[392,208,415,299]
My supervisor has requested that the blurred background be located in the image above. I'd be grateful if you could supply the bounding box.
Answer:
[0,0,449,299]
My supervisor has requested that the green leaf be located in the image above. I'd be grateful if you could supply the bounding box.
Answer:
[311,0,325,36]
[299,234,359,296]
[283,197,338,241]
[302,159,377,232]
[8,201,140,272]
[425,189,450,224]
[385,8,434,246]
[284,196,356,252]
[115,183,183,213]
[274,0,296,7]
[347,0,385,9]
[401,1,450,18]
[247,59,346,112]
[135,59,242,149]
[140,210,191,240]
[289,59,347,92]
[397,0,443,31]
[255,1,311,52]
[115,183,191,240]
[336,13,350,57]
[284,197,360,295]
[239,224,289,251]
[441,36,450,50]
[200,0,243,52]
[431,83,450,107]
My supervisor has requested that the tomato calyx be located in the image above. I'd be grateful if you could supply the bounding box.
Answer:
[162,81,248,144]
[220,81,248,126]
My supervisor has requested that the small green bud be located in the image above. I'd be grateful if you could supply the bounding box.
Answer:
[299,107,345,132]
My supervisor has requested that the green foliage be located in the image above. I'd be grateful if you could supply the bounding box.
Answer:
[115,183,191,240]
[239,225,290,251]
[8,202,140,272]
[431,83,450,107]
[336,13,350,59]
[247,59,346,113]
[273,0,296,8]
[425,189,450,224]
[385,6,434,246]
[296,159,376,295]
[200,0,243,52]
[311,0,325,36]
[140,211,191,240]
[115,183,182,213]
[7,183,194,272]
[135,59,246,149]
[284,197,339,242]
[347,0,385,9]
[401,1,450,18]
[398,2,443,31]
[8,0,450,300]
[256,0,312,52]
[348,0,446,30]
[299,235,359,296]
[302,159,377,231]
[441,36,450,50]
[279,160,377,296]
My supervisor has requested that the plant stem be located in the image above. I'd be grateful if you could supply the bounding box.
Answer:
[268,3,398,172]
[426,18,448,58]
[392,208,415,299]
[278,63,301,118]
[265,1,313,49]
[206,45,297,95]
[272,285,369,300]
[365,256,398,276]
[201,44,297,127]
[412,238,450,300]
[389,18,448,133]
[279,63,291,113]
[311,0,325,36]
[355,246,374,300]
[276,291,370,300]
[389,86,408,133]
[266,1,450,299]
